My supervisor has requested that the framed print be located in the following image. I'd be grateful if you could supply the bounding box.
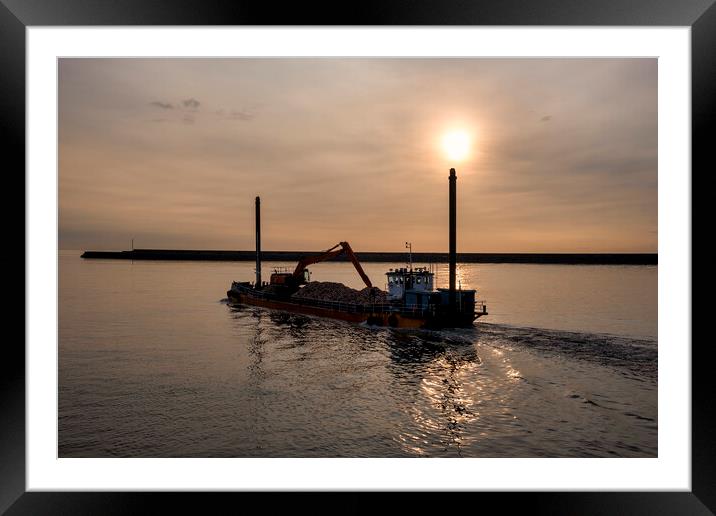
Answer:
[5,0,710,513]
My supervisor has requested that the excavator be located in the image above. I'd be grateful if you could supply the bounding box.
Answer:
[268,241,373,291]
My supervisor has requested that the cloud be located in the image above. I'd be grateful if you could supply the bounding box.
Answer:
[226,109,255,121]
[182,98,201,109]
[215,107,256,121]
[540,115,552,122]
[149,101,173,109]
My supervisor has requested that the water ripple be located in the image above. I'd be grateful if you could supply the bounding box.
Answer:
[60,294,656,458]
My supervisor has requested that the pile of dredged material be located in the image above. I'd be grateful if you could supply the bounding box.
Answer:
[291,281,388,304]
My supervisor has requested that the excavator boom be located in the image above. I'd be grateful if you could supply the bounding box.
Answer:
[292,241,373,288]
[339,242,373,289]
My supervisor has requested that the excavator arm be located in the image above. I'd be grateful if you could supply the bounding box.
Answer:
[338,241,373,289]
[292,241,373,288]
[292,244,344,277]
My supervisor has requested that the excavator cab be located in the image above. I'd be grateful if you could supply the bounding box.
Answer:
[269,268,311,287]
[269,272,292,286]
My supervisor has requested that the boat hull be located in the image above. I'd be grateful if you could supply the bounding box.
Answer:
[227,287,484,329]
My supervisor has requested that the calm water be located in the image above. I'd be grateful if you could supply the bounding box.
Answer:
[59,251,657,457]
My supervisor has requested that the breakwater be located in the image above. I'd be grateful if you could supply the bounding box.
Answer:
[80,249,657,265]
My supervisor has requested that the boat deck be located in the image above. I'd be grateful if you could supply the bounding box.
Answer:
[228,282,487,328]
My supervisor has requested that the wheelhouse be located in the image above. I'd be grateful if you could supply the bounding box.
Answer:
[386,267,434,300]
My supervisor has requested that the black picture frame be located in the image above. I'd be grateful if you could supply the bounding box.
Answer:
[4,0,709,513]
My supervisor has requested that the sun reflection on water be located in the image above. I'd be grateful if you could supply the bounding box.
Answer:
[391,333,530,456]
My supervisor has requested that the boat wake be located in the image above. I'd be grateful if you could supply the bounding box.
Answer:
[226,300,656,381]
[470,322,657,380]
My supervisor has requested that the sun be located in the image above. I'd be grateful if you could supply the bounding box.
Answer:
[441,131,471,162]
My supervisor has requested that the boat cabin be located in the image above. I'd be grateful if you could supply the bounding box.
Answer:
[386,267,434,300]
[386,267,477,313]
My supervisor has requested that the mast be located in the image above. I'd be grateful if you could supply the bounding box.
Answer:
[255,196,261,287]
[449,168,457,312]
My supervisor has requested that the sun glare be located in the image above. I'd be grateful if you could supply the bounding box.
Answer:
[442,131,471,162]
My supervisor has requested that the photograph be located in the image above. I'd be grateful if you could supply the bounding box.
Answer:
[0,0,707,504]
[58,57,658,459]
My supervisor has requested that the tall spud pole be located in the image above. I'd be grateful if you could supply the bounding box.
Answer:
[449,168,457,313]
[255,196,262,287]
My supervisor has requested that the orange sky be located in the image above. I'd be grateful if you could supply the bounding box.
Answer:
[59,58,657,253]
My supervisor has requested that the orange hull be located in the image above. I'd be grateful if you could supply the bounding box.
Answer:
[229,291,434,329]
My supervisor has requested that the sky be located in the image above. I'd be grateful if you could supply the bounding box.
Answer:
[59,58,657,253]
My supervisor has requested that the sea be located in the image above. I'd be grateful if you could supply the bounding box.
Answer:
[59,251,657,457]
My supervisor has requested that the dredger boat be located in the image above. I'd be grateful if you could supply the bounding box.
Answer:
[227,169,487,328]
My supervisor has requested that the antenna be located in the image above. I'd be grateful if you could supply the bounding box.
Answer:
[405,242,412,272]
